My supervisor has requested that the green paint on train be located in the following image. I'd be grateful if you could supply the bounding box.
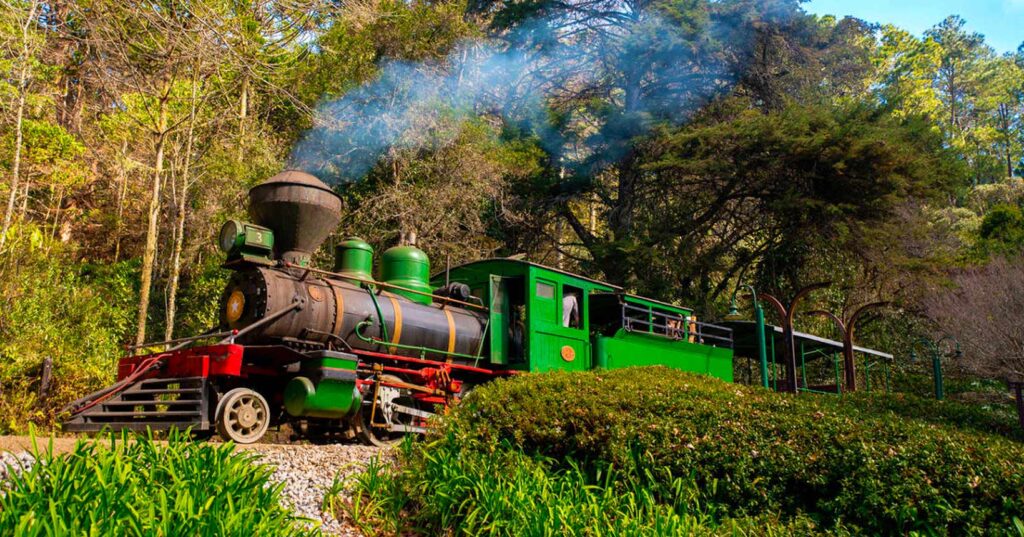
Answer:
[433,259,734,380]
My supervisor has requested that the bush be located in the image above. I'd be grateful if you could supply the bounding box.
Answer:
[0,228,137,432]
[331,437,834,536]
[343,368,1024,536]
[0,431,316,536]
[840,389,1024,443]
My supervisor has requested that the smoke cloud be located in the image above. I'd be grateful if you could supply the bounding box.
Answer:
[288,2,771,183]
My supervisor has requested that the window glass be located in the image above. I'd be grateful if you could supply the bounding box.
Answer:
[536,281,554,299]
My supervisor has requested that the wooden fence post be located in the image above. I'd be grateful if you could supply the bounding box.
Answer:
[38,356,53,399]
[1010,380,1024,431]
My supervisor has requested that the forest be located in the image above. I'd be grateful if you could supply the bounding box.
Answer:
[0,0,1022,429]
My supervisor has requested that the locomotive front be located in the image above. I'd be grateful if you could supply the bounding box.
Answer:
[218,171,486,359]
[65,170,494,445]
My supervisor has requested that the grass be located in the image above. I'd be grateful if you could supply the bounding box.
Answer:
[0,429,317,536]
[327,367,1024,536]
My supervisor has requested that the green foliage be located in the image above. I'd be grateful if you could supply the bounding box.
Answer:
[0,431,316,535]
[0,119,86,186]
[0,226,136,432]
[339,115,548,264]
[842,387,1023,443]
[349,368,1024,535]
[974,204,1024,256]
[172,256,232,337]
[583,97,962,304]
[295,0,476,113]
[330,438,837,536]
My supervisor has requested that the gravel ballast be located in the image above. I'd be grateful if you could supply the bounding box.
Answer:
[247,443,383,536]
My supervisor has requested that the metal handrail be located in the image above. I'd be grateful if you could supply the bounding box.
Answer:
[125,327,233,352]
[619,302,733,348]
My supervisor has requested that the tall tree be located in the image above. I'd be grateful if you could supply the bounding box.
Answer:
[163,69,201,341]
[925,16,991,134]
[82,0,212,345]
[989,55,1023,179]
[874,25,942,119]
[0,0,41,249]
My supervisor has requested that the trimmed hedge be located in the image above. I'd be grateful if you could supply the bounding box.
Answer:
[839,390,1024,443]
[446,368,1024,535]
[345,367,1024,536]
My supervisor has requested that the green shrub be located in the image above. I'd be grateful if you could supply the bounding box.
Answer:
[351,368,1024,536]
[839,390,1024,442]
[0,431,317,536]
[330,437,835,536]
[0,228,137,432]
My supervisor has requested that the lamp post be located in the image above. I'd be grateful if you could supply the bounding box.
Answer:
[910,336,961,400]
[728,285,769,389]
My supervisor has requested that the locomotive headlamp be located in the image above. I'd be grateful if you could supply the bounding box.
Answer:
[219,219,274,265]
[219,220,243,252]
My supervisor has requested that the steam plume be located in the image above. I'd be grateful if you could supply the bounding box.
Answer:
[289,2,769,183]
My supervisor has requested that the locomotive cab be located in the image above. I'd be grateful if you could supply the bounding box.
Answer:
[435,259,734,377]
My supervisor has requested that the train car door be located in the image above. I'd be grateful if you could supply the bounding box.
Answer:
[529,277,590,372]
[490,275,526,366]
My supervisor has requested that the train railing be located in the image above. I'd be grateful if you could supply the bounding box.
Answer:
[620,302,733,348]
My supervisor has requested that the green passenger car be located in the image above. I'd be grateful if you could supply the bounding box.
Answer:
[433,259,734,381]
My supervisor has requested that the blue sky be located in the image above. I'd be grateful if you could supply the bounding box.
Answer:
[803,0,1024,53]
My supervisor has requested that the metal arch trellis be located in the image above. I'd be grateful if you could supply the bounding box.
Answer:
[757,282,832,394]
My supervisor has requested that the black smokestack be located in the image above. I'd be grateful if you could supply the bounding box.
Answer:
[248,170,342,265]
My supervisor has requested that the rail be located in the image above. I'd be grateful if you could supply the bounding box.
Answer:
[620,302,733,348]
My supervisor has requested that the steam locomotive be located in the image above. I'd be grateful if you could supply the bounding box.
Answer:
[65,171,734,445]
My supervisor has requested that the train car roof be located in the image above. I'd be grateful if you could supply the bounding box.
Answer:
[722,320,894,362]
[435,258,697,314]
[433,258,623,290]
[592,292,694,316]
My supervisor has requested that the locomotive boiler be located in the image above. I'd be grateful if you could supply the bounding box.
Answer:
[65,170,735,445]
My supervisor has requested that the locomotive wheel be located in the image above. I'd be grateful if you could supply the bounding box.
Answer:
[215,388,270,444]
[357,375,420,447]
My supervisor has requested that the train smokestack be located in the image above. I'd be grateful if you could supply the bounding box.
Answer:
[248,170,342,266]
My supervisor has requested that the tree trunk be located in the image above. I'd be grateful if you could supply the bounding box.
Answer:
[1008,147,1015,180]
[947,70,957,132]
[555,219,564,269]
[164,74,200,342]
[1012,381,1024,431]
[18,180,29,220]
[135,87,170,346]
[53,2,83,132]
[237,76,248,162]
[114,140,129,262]
[49,185,64,242]
[0,0,40,250]
[999,104,1014,179]
[607,62,643,249]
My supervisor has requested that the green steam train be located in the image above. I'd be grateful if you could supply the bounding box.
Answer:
[65,171,734,445]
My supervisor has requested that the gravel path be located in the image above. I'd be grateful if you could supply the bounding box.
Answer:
[247,443,384,536]
[0,436,385,536]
